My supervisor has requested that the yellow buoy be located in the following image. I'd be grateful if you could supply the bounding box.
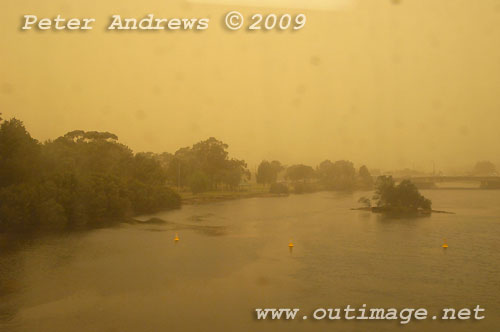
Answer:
[288,241,294,248]
[174,233,179,242]
[442,239,448,248]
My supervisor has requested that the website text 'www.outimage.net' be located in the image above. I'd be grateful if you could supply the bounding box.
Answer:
[255,305,485,325]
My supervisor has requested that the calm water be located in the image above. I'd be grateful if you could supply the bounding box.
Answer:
[1,190,499,331]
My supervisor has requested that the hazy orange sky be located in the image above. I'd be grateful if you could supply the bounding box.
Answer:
[1,0,500,172]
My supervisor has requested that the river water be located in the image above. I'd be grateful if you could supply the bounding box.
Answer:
[1,190,499,331]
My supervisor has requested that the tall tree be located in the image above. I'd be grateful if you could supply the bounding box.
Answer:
[316,160,356,190]
[285,164,315,183]
[472,161,497,176]
[163,137,249,193]
[358,165,374,189]
[0,118,40,187]
[256,160,284,185]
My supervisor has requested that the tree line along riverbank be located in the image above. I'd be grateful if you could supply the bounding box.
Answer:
[0,113,393,233]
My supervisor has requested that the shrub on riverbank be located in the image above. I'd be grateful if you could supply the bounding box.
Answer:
[269,182,289,194]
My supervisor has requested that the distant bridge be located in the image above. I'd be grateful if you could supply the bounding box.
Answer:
[393,176,500,189]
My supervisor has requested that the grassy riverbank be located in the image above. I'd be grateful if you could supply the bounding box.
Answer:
[180,186,288,205]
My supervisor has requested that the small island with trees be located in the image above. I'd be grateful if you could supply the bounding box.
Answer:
[355,176,452,216]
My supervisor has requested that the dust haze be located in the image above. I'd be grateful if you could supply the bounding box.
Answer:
[1,0,500,172]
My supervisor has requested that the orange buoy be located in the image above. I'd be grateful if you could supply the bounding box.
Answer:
[442,239,448,248]
[174,233,179,242]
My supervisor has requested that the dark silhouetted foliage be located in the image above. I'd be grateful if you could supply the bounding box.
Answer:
[188,171,211,194]
[269,182,289,194]
[162,137,249,193]
[0,118,180,233]
[285,164,315,183]
[373,176,432,212]
[472,161,497,176]
[257,160,284,185]
[358,165,374,189]
[316,160,356,190]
